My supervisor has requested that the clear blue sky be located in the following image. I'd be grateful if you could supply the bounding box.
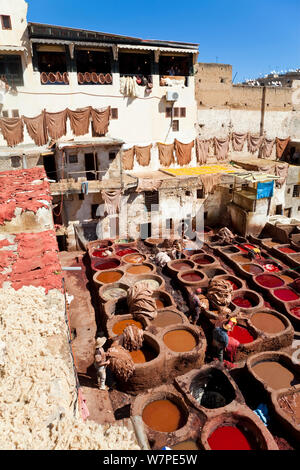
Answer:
[27,0,300,82]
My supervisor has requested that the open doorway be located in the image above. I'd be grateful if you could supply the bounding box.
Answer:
[43,155,57,180]
[140,223,152,240]
[85,153,97,180]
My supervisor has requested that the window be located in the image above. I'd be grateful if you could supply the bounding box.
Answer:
[185,191,191,196]
[1,15,12,30]
[180,107,186,118]
[11,156,21,168]
[166,107,172,118]
[12,109,19,117]
[109,152,116,161]
[119,51,152,85]
[284,208,292,218]
[91,204,99,219]
[276,205,283,215]
[166,218,174,229]
[111,108,118,119]
[76,50,111,84]
[69,154,78,164]
[159,55,190,77]
[0,55,23,87]
[173,107,179,118]
[2,110,8,117]
[145,191,159,212]
[287,188,291,194]
[197,189,204,199]
[79,194,85,201]
[172,120,179,132]
[293,185,300,197]
[36,47,67,84]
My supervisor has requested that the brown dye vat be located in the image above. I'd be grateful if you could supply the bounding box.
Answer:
[102,287,128,301]
[164,330,196,352]
[129,345,157,364]
[142,399,185,432]
[123,253,146,264]
[264,240,280,247]
[290,253,300,262]
[251,312,286,334]
[171,440,200,450]
[127,264,152,275]
[242,264,264,274]
[155,299,165,309]
[181,272,203,282]
[171,261,193,271]
[112,319,143,336]
[278,390,300,425]
[151,310,183,328]
[96,271,123,284]
[232,254,250,264]
[252,361,300,390]
[279,274,295,284]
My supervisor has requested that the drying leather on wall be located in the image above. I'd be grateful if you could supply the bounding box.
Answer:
[214,137,229,161]
[135,144,152,167]
[122,147,135,170]
[195,138,211,164]
[276,137,290,159]
[136,178,162,193]
[157,143,175,167]
[45,109,67,140]
[0,117,24,147]
[91,106,111,136]
[101,189,122,215]
[199,174,221,195]
[260,138,275,159]
[67,107,91,136]
[247,134,263,154]
[231,133,247,152]
[174,139,194,166]
[23,112,48,147]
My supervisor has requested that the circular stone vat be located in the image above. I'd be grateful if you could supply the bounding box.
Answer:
[114,238,136,246]
[182,249,204,258]
[152,291,174,310]
[122,253,147,264]
[125,263,155,276]
[262,261,282,273]
[191,253,217,266]
[228,324,255,344]
[278,246,297,254]
[104,297,129,318]
[250,311,287,334]
[112,318,143,336]
[273,287,299,302]
[150,309,185,329]
[134,274,165,291]
[129,338,159,364]
[277,389,300,426]
[221,246,241,254]
[248,353,300,391]
[115,247,139,258]
[215,275,244,291]
[205,267,228,279]
[232,253,251,264]
[171,440,200,450]
[279,271,299,284]
[178,269,205,286]
[91,247,114,258]
[145,237,165,248]
[163,328,197,353]
[241,264,264,275]
[142,397,188,433]
[190,368,235,409]
[92,258,121,271]
[93,269,124,286]
[167,259,196,276]
[231,290,262,311]
[255,274,284,289]
[99,282,129,302]
[207,424,258,450]
[289,305,300,319]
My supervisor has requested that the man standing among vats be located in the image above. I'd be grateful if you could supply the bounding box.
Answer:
[94,337,110,391]
[212,317,240,363]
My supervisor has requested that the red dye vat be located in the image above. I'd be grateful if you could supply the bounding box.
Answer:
[236,245,247,252]
[94,260,120,271]
[93,249,111,258]
[274,288,299,302]
[264,263,280,273]
[233,297,253,308]
[290,307,300,318]
[208,425,254,450]
[229,325,254,344]
[244,244,256,250]
[227,280,239,290]
[115,248,137,257]
[279,247,296,254]
[194,256,212,265]
[256,274,284,289]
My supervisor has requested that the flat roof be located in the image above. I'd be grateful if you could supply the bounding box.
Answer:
[28,22,199,51]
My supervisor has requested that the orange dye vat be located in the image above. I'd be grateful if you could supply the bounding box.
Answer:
[142,400,184,432]
[112,319,143,336]
[163,330,197,352]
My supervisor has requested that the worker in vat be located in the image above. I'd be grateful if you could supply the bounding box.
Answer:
[94,337,110,391]
[212,317,239,362]
[246,246,262,261]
